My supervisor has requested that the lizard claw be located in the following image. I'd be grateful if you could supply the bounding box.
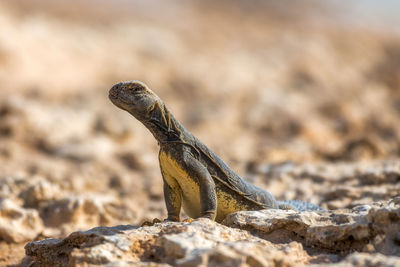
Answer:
[141,218,162,227]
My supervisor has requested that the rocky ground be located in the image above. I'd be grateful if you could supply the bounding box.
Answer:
[25,198,400,266]
[0,0,399,266]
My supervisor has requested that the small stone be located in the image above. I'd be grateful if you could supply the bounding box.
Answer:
[39,195,135,232]
[362,244,375,253]
[19,179,61,208]
[0,198,43,243]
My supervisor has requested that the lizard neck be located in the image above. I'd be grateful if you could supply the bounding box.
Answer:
[140,101,186,144]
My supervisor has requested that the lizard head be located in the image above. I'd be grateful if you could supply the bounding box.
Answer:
[109,81,161,120]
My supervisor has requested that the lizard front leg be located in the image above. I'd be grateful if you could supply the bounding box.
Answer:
[183,153,217,220]
[162,171,182,221]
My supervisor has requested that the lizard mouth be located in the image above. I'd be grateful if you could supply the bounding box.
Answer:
[109,83,121,100]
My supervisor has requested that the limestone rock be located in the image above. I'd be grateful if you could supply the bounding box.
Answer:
[223,198,400,255]
[0,198,43,243]
[19,179,61,208]
[25,219,310,267]
[39,195,135,232]
[0,174,33,200]
[24,199,400,266]
[309,253,400,267]
[256,160,400,210]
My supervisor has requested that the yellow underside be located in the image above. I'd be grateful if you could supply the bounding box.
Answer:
[159,151,248,222]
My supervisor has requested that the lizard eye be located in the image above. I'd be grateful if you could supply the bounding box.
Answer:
[127,84,145,93]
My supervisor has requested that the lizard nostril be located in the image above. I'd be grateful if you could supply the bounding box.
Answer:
[109,83,121,98]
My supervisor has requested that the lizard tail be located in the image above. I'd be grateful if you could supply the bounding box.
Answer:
[277,200,325,212]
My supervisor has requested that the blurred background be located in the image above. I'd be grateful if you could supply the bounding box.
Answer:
[0,0,399,264]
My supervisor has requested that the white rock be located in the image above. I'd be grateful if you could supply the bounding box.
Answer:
[0,198,43,243]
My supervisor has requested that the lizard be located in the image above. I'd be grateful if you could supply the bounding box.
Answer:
[109,81,323,223]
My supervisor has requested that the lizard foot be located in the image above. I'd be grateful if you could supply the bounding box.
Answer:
[141,218,162,227]
[182,218,194,223]
[278,203,296,210]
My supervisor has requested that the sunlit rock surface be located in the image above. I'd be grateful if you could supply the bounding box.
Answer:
[25,199,399,266]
